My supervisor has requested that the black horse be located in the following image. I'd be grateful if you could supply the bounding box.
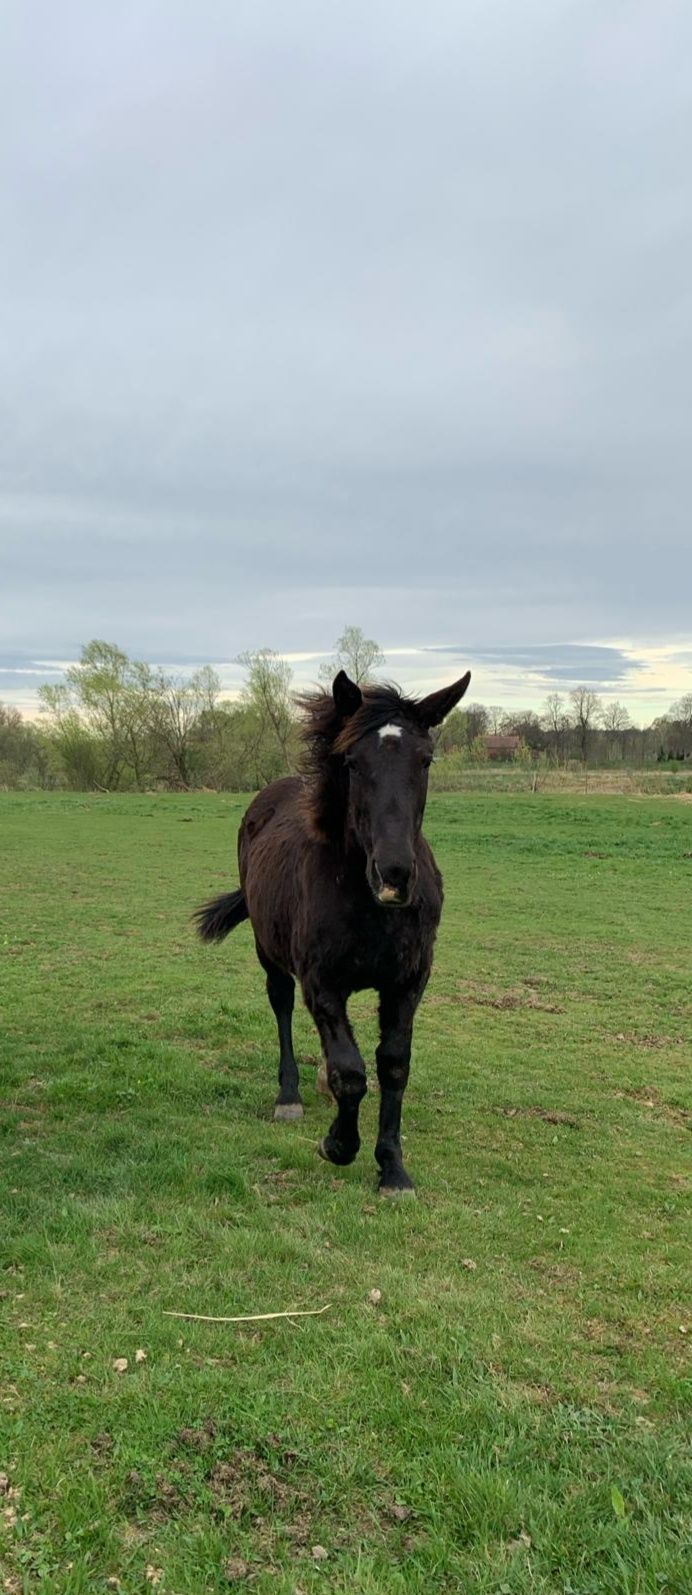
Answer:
[196,668,470,1194]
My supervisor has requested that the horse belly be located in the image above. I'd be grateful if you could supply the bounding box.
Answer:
[239,780,305,971]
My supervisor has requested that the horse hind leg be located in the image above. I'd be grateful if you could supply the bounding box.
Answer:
[316,1060,335,1102]
[257,946,303,1121]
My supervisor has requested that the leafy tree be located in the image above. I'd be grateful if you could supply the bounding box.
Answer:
[463,705,490,748]
[319,625,384,686]
[236,650,297,782]
[37,684,104,789]
[150,665,221,787]
[469,734,489,764]
[40,641,155,789]
[435,707,467,753]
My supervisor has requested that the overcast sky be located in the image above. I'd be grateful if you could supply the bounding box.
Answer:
[2,1,691,721]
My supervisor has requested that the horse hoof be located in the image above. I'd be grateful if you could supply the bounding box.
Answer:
[273,1102,304,1122]
[379,1184,416,1199]
[318,1136,358,1167]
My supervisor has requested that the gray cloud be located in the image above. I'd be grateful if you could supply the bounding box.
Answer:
[1,1,691,708]
[427,644,635,686]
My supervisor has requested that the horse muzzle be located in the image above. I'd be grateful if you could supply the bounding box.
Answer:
[369,859,416,908]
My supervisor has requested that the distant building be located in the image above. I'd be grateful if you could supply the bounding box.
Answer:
[485,733,522,761]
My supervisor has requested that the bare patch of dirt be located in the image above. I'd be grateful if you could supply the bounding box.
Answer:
[617,1086,691,1129]
[90,1431,114,1457]
[153,1474,187,1517]
[168,1439,412,1567]
[499,1106,581,1128]
[490,1371,558,1407]
[464,981,565,1014]
[278,1513,313,1551]
[253,1168,301,1204]
[208,1448,309,1521]
[386,1501,412,1524]
[529,1257,582,1285]
[583,1318,633,1352]
[120,1522,147,1549]
[431,980,565,1014]
[122,1467,189,1522]
[175,1417,217,1452]
[512,1381,557,1406]
[614,1031,687,1050]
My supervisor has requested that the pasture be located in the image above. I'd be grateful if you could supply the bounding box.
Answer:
[1,791,690,1594]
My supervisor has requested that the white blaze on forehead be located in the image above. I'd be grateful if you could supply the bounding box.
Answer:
[378,723,402,740]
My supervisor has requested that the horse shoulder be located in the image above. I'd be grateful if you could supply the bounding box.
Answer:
[416,834,444,913]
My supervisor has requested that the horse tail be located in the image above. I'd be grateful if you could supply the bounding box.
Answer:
[194,888,249,943]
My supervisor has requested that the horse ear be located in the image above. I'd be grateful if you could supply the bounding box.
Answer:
[332,669,363,719]
[417,671,471,729]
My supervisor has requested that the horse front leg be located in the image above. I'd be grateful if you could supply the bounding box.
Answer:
[303,981,367,1166]
[375,984,422,1196]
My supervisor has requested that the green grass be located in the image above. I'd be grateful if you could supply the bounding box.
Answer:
[1,791,690,1595]
[427,762,692,796]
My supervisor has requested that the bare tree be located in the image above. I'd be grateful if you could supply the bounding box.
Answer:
[600,700,631,762]
[670,693,692,728]
[502,709,543,749]
[600,700,630,732]
[668,692,692,756]
[543,692,565,734]
[319,625,384,686]
[542,692,569,764]
[486,705,506,734]
[0,702,48,787]
[569,685,602,764]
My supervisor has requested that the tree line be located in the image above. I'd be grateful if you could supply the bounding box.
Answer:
[1,629,690,791]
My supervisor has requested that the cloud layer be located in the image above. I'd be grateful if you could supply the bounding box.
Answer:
[1,2,690,717]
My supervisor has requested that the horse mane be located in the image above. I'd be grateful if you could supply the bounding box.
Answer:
[298,683,423,842]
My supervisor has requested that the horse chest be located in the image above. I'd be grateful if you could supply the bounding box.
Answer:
[343,908,419,988]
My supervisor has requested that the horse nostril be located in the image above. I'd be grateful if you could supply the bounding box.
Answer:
[376,862,412,898]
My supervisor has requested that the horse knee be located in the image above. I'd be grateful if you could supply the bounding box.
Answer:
[329,1061,367,1104]
[376,1050,410,1090]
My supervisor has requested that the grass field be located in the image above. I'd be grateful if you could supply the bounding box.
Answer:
[1,791,690,1595]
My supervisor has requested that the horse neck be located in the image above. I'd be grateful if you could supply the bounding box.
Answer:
[306,763,349,850]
